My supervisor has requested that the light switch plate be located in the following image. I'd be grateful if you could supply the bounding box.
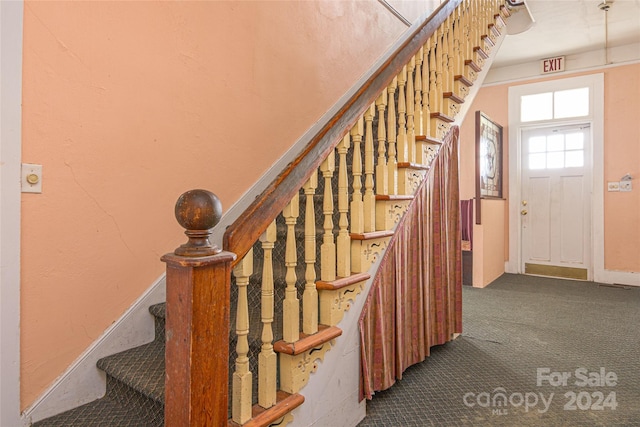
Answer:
[22,163,42,193]
[607,182,619,192]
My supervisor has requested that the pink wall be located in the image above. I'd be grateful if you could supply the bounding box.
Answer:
[460,63,640,285]
[20,0,412,408]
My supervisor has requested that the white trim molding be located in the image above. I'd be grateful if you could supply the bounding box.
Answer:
[1,1,24,425]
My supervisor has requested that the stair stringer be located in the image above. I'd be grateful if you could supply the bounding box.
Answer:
[286,26,510,427]
[22,275,166,425]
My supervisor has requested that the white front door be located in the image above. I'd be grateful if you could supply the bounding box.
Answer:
[520,124,592,280]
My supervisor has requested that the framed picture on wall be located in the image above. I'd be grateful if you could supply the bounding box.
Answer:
[475,111,503,224]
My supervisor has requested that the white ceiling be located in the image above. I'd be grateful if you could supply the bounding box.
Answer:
[493,0,640,68]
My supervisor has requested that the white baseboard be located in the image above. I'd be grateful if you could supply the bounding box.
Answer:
[22,276,166,425]
[595,269,640,287]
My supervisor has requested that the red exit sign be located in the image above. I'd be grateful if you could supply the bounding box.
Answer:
[541,56,565,74]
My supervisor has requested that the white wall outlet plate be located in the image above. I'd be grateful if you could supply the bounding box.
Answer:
[22,163,43,193]
[619,181,632,192]
[607,181,619,192]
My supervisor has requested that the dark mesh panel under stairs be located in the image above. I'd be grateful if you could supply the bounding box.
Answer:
[33,304,166,427]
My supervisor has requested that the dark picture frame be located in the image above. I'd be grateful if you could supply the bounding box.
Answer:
[475,111,503,224]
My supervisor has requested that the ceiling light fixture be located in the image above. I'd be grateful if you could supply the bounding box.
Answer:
[598,1,612,64]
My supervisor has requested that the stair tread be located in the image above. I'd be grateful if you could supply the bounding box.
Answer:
[317,272,371,290]
[274,325,342,355]
[228,391,304,427]
[97,340,165,404]
[32,395,160,427]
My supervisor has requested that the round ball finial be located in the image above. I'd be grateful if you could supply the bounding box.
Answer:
[174,189,222,256]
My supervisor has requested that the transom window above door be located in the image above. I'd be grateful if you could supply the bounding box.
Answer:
[520,87,589,122]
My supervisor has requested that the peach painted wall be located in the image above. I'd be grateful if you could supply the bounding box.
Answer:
[460,63,640,285]
[20,0,416,408]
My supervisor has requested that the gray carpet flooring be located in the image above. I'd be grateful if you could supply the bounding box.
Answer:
[359,273,640,426]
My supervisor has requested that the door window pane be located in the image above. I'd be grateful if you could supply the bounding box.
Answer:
[547,134,564,151]
[565,132,584,150]
[547,152,564,169]
[565,150,584,167]
[529,153,546,169]
[529,136,546,153]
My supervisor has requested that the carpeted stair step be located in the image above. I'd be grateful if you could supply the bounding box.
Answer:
[34,305,167,426]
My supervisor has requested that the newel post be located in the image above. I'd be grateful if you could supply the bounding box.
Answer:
[161,189,237,426]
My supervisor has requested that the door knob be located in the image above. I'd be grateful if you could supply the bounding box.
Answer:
[521,209,528,215]
[522,200,528,206]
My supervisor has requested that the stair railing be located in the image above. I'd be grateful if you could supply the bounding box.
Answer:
[163,1,511,426]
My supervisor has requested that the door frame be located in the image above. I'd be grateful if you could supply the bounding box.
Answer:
[1,1,24,425]
[506,74,604,281]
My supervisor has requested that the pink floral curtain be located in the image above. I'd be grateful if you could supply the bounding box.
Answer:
[359,126,462,400]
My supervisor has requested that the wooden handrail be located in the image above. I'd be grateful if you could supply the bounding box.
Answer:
[222,0,464,266]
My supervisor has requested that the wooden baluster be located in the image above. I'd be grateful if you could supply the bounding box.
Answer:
[454,6,463,77]
[258,222,277,409]
[386,78,398,195]
[350,118,364,235]
[442,19,451,95]
[232,249,253,424]
[435,29,444,116]
[396,66,408,163]
[429,40,438,118]
[422,40,431,139]
[406,58,416,164]
[414,47,424,137]
[302,171,318,335]
[282,194,300,343]
[163,190,236,427]
[463,0,471,62]
[320,151,336,281]
[363,104,376,232]
[337,135,351,277]
[375,91,388,196]
[448,16,455,94]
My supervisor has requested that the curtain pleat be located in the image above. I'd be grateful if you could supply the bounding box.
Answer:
[359,126,462,400]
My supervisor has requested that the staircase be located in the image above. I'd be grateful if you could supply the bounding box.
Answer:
[33,1,515,426]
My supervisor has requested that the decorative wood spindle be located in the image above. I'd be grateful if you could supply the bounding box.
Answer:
[414,47,424,137]
[363,104,376,232]
[435,30,444,115]
[406,57,416,164]
[442,20,451,94]
[320,151,336,282]
[453,7,463,77]
[282,194,300,343]
[421,40,431,139]
[396,66,408,163]
[386,78,398,195]
[162,189,236,427]
[337,135,351,277]
[375,91,388,196]
[258,222,277,409]
[232,249,253,424]
[350,118,364,235]
[429,41,439,117]
[447,16,455,93]
[302,171,318,335]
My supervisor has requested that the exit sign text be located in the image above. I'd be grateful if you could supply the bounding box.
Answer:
[541,56,565,74]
